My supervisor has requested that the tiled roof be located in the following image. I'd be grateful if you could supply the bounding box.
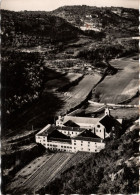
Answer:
[99,115,122,133]
[63,116,99,125]
[37,124,55,136]
[48,129,71,143]
[63,120,80,127]
[73,129,103,142]
[57,126,85,132]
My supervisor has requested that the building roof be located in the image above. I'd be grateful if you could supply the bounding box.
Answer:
[57,126,85,132]
[63,120,80,127]
[48,129,71,143]
[37,124,55,136]
[73,129,103,142]
[63,116,99,125]
[99,115,122,133]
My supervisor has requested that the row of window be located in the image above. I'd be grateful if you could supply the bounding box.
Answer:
[49,148,72,152]
[74,140,91,143]
[74,142,97,145]
[73,147,97,152]
[47,143,72,149]
[60,130,78,135]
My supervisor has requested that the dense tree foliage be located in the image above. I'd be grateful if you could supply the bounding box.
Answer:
[2,51,46,115]
[1,10,82,47]
[51,5,139,37]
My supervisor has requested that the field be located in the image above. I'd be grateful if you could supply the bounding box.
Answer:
[86,107,139,121]
[44,73,83,92]
[56,151,92,177]
[91,57,138,104]
[110,107,139,120]
[8,74,101,132]
[56,74,101,114]
[7,152,73,194]
[6,151,93,194]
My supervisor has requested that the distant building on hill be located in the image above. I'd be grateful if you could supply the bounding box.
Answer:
[35,108,122,153]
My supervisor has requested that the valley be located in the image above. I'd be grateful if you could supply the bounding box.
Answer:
[1,5,139,195]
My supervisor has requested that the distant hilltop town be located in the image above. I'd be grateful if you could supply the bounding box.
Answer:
[36,108,122,153]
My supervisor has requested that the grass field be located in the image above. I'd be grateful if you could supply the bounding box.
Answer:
[110,107,139,120]
[7,73,101,133]
[56,74,101,114]
[44,73,83,92]
[91,57,138,104]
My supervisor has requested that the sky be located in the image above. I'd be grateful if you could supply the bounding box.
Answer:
[1,0,139,11]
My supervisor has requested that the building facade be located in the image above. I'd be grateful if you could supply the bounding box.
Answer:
[36,108,122,153]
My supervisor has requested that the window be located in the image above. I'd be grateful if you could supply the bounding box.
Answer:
[81,148,83,150]
[72,132,73,134]
[81,141,83,143]
[64,146,66,148]
[74,147,76,149]
[74,143,76,145]
[81,144,83,146]
[96,129,98,132]
[88,141,90,144]
[97,125,100,128]
[74,140,76,142]
[61,146,63,148]
[100,130,101,132]
[88,149,90,151]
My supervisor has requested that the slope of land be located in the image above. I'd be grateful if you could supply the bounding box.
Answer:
[38,122,139,194]
[8,74,101,132]
[50,5,139,37]
[1,7,139,195]
[91,57,138,103]
[7,152,73,194]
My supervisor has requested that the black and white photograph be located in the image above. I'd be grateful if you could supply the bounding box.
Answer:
[1,0,139,194]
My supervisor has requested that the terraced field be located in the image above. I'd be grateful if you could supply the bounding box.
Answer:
[7,152,73,194]
[56,74,101,115]
[91,57,138,104]
[10,74,101,130]
[44,73,83,92]
[56,152,92,178]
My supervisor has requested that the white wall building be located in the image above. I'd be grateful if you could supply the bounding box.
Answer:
[36,108,122,153]
[56,108,122,139]
[36,125,105,153]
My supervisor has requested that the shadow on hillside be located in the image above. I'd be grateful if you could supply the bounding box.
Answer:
[2,67,69,136]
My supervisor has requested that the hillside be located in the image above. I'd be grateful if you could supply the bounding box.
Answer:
[1,10,82,48]
[50,5,139,37]
[1,8,138,134]
[38,122,139,194]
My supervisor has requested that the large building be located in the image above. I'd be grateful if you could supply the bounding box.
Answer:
[36,124,105,153]
[56,108,122,139]
[36,108,122,153]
